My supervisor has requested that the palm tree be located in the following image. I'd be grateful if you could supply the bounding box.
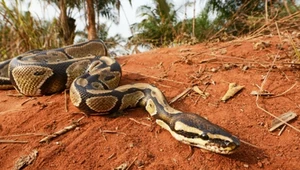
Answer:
[130,0,179,47]
[48,0,129,42]
[86,0,131,40]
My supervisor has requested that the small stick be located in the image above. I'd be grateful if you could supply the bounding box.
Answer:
[186,145,194,159]
[6,94,23,97]
[0,133,46,138]
[107,153,116,160]
[125,157,138,170]
[39,116,85,143]
[101,130,119,134]
[99,128,107,141]
[21,98,36,106]
[194,95,201,106]
[272,82,298,98]
[275,22,282,44]
[0,140,28,144]
[64,90,68,112]
[101,130,126,135]
[198,57,217,64]
[129,118,151,127]
[169,87,192,104]
[260,55,277,92]
[278,125,287,136]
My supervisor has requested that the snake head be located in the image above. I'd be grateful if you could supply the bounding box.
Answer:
[166,113,240,154]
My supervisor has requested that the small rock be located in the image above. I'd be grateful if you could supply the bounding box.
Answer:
[220,48,227,55]
[129,143,134,148]
[135,160,145,167]
[257,161,263,168]
[211,68,218,72]
[242,65,249,71]
[243,164,249,168]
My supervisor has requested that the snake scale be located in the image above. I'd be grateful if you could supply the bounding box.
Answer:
[0,40,240,154]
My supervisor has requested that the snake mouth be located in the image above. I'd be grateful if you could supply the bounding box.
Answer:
[204,138,240,154]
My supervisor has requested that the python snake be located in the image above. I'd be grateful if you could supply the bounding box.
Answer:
[0,40,240,154]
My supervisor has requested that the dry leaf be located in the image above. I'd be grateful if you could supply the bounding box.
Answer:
[221,83,244,102]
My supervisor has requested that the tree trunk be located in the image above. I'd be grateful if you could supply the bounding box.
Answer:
[86,0,98,40]
[59,0,75,45]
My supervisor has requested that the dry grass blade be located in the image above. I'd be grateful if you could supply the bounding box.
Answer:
[125,157,138,170]
[64,89,68,112]
[0,140,28,144]
[278,125,287,136]
[0,133,46,138]
[21,97,36,106]
[169,87,192,104]
[129,118,151,127]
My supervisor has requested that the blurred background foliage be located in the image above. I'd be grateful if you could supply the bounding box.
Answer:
[0,0,299,60]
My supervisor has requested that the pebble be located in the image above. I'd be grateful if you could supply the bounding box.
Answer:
[257,162,263,168]
[243,164,249,168]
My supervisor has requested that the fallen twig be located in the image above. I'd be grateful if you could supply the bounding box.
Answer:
[169,87,192,104]
[129,118,151,127]
[39,116,85,143]
[64,89,68,112]
[107,153,116,160]
[99,128,126,141]
[125,157,138,170]
[101,129,126,135]
[278,125,287,136]
[272,82,298,98]
[14,149,38,170]
[0,133,46,138]
[198,57,217,64]
[250,90,274,96]
[0,140,28,144]
[6,93,23,97]
[21,97,36,106]
[186,145,194,160]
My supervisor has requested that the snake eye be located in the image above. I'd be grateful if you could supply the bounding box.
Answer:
[200,133,209,140]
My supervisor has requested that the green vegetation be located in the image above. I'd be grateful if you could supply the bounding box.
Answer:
[0,0,299,60]
[0,0,60,60]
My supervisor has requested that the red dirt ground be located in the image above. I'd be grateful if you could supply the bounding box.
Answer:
[0,35,300,170]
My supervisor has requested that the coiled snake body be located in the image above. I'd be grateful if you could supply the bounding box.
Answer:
[0,40,240,154]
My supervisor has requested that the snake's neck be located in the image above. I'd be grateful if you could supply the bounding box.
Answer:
[140,84,182,125]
